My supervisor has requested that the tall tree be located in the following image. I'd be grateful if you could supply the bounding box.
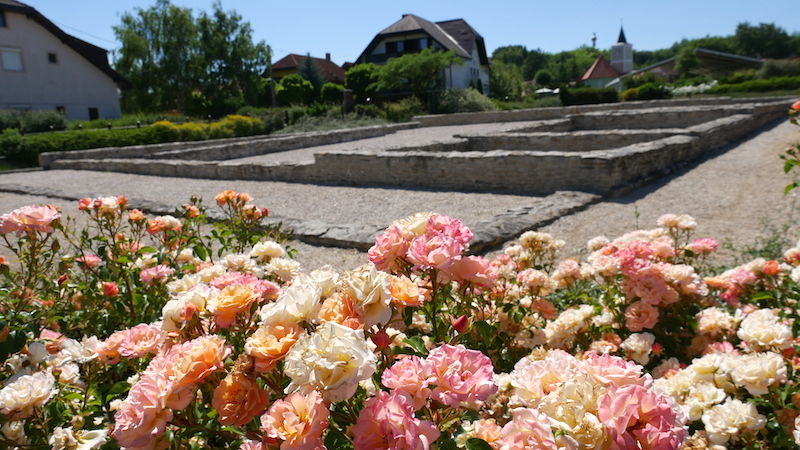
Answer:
[522,49,549,80]
[297,55,325,100]
[491,45,528,66]
[114,0,198,112]
[735,22,793,58]
[195,1,271,116]
[375,48,460,100]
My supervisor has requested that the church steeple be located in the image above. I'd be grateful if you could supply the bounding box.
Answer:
[617,27,627,44]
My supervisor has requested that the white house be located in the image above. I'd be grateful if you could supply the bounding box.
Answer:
[0,0,127,120]
[356,14,490,93]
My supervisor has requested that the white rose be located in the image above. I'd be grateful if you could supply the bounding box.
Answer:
[392,212,434,236]
[342,265,392,327]
[730,352,787,396]
[683,382,726,421]
[794,415,800,445]
[162,298,189,332]
[250,241,285,260]
[222,253,256,273]
[299,265,339,298]
[268,258,301,281]
[58,363,82,387]
[0,371,56,418]
[737,309,792,350]
[1,420,28,445]
[702,398,765,445]
[261,280,321,324]
[49,426,78,449]
[283,322,377,402]
[196,264,227,282]
[133,252,158,270]
[75,429,109,450]
[620,333,655,365]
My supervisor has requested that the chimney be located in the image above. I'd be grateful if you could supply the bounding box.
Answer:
[325,53,331,61]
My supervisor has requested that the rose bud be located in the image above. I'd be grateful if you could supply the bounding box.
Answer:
[453,315,469,334]
[372,329,391,349]
[102,281,119,297]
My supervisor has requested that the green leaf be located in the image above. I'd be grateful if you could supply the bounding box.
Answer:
[138,246,158,254]
[473,321,496,346]
[324,428,353,449]
[402,336,428,356]
[193,245,209,261]
[466,438,494,450]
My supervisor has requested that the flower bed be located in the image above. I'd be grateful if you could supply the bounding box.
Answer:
[0,192,798,449]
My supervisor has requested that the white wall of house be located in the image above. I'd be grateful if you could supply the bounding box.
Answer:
[444,46,489,91]
[0,10,121,120]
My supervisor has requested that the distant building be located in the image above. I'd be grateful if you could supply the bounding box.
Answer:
[356,14,489,92]
[0,0,127,120]
[271,53,346,85]
[581,27,632,89]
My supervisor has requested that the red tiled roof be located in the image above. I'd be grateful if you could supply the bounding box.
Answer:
[581,56,620,81]
[272,54,345,84]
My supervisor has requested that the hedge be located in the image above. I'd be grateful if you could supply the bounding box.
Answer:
[0,115,265,164]
[559,87,619,106]
[708,76,800,94]
[0,110,66,133]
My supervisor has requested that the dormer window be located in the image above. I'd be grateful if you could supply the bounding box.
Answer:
[48,52,57,64]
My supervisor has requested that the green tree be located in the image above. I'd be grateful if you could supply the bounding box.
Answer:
[491,45,528,66]
[522,49,549,80]
[489,62,523,99]
[297,55,325,100]
[195,1,271,116]
[114,0,199,112]
[735,22,793,58]
[675,47,699,77]
[534,69,553,87]
[375,48,461,100]
[276,74,313,105]
[345,63,380,103]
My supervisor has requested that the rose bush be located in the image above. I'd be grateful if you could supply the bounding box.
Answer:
[0,193,798,449]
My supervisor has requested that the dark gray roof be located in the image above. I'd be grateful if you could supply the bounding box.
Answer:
[436,18,490,64]
[617,27,627,44]
[375,14,470,58]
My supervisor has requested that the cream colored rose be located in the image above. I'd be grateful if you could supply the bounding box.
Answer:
[260,280,321,324]
[300,265,339,298]
[794,415,800,446]
[392,212,434,236]
[0,371,56,418]
[730,352,787,396]
[1,420,28,445]
[49,426,78,449]
[702,398,765,445]
[683,382,726,421]
[250,241,286,261]
[342,264,392,327]
[222,253,256,273]
[283,322,377,402]
[268,258,301,281]
[544,305,595,349]
[196,264,227,282]
[696,307,738,336]
[620,333,655,365]
[737,309,792,350]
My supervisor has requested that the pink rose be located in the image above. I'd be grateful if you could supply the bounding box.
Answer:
[625,300,660,331]
[442,256,498,288]
[426,214,473,245]
[381,356,435,410]
[261,390,329,450]
[352,391,439,450]
[598,384,687,449]
[686,238,718,255]
[426,344,497,409]
[406,233,463,271]
[583,352,651,388]
[497,408,557,449]
[140,264,175,285]
[369,225,410,272]
[2,205,61,234]
[75,253,102,269]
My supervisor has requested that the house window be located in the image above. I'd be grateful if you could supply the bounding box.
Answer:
[385,41,398,54]
[405,39,420,52]
[48,52,57,64]
[0,47,23,72]
[0,11,6,27]
[88,108,99,121]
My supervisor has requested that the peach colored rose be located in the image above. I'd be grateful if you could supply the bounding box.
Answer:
[317,292,363,330]
[245,321,303,372]
[261,390,329,450]
[389,275,425,307]
[368,225,409,272]
[212,369,270,427]
[497,408,557,449]
[168,335,229,393]
[625,300,660,331]
[127,209,144,222]
[381,356,435,410]
[208,284,260,328]
[102,281,119,297]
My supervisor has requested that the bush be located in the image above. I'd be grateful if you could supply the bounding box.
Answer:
[275,74,313,106]
[382,97,424,122]
[718,69,757,85]
[284,106,308,125]
[534,69,553,87]
[636,82,672,100]
[559,87,619,106]
[757,60,800,79]
[305,103,330,118]
[621,88,639,102]
[709,76,800,94]
[1,115,267,164]
[622,72,658,90]
[354,104,383,119]
[320,82,345,105]
[0,110,66,133]
[436,88,496,114]
[236,106,285,133]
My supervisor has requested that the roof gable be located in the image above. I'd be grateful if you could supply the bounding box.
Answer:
[581,56,620,80]
[435,18,489,65]
[273,53,345,84]
[0,0,129,87]
[361,14,471,60]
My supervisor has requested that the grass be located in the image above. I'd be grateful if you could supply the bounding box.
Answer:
[276,113,389,134]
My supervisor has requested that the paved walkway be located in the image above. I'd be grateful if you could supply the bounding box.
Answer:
[1,120,798,270]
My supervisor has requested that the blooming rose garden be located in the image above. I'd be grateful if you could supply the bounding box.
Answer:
[0,108,799,449]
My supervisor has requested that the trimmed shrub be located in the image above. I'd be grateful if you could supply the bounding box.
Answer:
[534,69,553,87]
[559,87,619,106]
[284,106,308,125]
[636,83,672,100]
[709,76,800,94]
[621,88,639,102]
[275,74,313,106]
[320,82,345,105]
[436,88,496,114]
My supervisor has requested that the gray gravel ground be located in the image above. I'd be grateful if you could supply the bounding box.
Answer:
[1,120,799,272]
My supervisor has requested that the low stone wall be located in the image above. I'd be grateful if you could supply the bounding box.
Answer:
[414,96,796,127]
[464,129,686,152]
[39,122,419,169]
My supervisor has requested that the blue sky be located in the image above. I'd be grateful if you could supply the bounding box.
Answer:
[30,0,800,64]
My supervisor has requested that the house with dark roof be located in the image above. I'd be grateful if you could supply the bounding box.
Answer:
[272,53,345,85]
[0,0,127,120]
[356,14,489,92]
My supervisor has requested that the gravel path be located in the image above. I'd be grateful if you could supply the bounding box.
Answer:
[225,121,540,164]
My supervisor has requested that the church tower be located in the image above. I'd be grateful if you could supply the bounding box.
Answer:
[610,27,633,74]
